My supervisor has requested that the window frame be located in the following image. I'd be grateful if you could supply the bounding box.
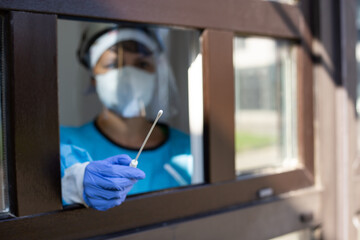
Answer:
[4,11,61,217]
[0,0,314,238]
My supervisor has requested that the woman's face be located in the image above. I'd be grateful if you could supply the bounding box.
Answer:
[93,41,156,75]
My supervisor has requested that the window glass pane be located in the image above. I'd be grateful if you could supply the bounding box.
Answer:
[57,19,203,208]
[234,36,297,175]
[0,15,8,214]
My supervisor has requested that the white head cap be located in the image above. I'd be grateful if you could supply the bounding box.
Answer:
[89,28,159,68]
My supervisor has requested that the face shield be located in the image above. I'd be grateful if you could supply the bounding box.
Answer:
[85,27,180,123]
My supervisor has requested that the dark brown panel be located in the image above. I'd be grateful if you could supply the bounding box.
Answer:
[0,0,301,39]
[202,30,235,183]
[112,190,321,240]
[8,11,61,216]
[0,169,313,240]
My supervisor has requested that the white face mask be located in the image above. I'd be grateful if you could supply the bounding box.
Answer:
[95,66,156,118]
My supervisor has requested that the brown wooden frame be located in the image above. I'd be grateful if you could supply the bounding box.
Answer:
[0,0,314,239]
[6,11,61,217]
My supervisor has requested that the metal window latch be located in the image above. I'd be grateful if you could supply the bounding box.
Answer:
[257,187,274,199]
[299,212,313,223]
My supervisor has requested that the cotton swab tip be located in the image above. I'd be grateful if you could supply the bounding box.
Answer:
[157,110,163,118]
[130,159,138,168]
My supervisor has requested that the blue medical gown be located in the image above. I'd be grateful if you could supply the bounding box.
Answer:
[60,121,193,195]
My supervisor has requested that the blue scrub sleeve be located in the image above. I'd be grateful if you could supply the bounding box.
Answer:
[60,143,94,178]
[61,143,95,206]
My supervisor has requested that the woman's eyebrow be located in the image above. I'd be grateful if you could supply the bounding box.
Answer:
[109,45,117,52]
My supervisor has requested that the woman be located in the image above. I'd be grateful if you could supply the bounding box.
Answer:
[60,23,193,211]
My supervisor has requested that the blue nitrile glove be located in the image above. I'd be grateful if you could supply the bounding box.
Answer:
[83,154,145,211]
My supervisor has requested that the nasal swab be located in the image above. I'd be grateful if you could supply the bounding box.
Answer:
[130,110,163,168]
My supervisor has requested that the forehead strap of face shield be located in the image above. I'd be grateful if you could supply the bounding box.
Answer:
[89,28,159,68]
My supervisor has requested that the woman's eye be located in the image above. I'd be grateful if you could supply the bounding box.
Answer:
[137,61,150,69]
[104,62,117,69]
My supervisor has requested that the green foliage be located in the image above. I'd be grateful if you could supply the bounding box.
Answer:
[236,131,276,152]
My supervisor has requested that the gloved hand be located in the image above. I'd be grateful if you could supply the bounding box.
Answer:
[83,154,145,211]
